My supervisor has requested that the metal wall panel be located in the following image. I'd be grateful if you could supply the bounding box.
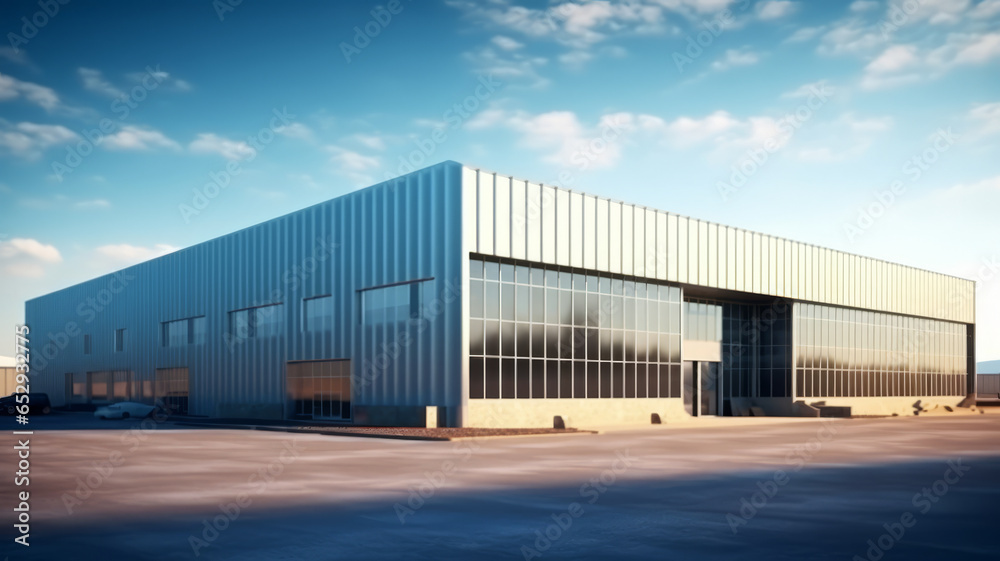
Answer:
[570,192,585,268]
[477,171,494,255]
[667,214,678,282]
[621,204,634,275]
[494,174,511,258]
[583,195,597,270]
[634,208,647,278]
[510,178,526,260]
[556,189,571,267]
[597,198,609,271]
[646,209,658,280]
[29,162,465,421]
[708,222,718,288]
[526,182,542,263]
[677,216,688,283]
[541,185,557,264]
[609,201,622,274]
[460,165,972,323]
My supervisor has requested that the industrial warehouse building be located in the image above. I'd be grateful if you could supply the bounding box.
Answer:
[27,161,977,427]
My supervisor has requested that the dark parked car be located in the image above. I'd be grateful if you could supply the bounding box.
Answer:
[1,392,52,415]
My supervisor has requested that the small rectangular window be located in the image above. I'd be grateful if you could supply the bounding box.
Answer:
[360,280,429,325]
[114,328,126,352]
[229,304,283,340]
[304,295,334,332]
[83,334,91,355]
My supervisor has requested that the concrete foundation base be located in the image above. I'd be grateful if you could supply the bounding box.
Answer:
[798,395,968,417]
[214,402,283,420]
[353,405,444,427]
[465,398,689,428]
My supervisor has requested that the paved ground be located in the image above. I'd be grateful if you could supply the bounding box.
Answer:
[1,412,998,560]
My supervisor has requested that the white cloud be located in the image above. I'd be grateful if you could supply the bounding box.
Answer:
[102,126,181,151]
[967,101,1000,138]
[893,0,971,25]
[275,122,315,141]
[95,243,179,264]
[839,113,893,132]
[781,80,835,99]
[353,134,386,150]
[952,32,1000,64]
[465,106,795,168]
[189,133,256,160]
[559,50,594,66]
[756,0,798,20]
[849,0,879,11]
[0,73,61,111]
[0,238,61,278]
[865,44,919,73]
[710,48,759,71]
[78,67,125,98]
[491,35,524,50]
[327,146,380,183]
[785,26,825,42]
[0,238,61,263]
[818,20,883,56]
[125,68,192,92]
[463,47,549,87]
[972,0,1000,18]
[0,121,78,159]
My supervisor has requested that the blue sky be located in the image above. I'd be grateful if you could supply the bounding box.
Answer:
[0,0,998,361]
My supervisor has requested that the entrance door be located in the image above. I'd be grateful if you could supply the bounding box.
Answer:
[286,359,351,420]
[683,361,721,416]
[700,361,719,416]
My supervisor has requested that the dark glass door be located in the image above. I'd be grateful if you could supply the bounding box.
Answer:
[700,361,719,416]
[683,361,696,416]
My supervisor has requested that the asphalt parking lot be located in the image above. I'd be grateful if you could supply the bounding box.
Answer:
[1,413,998,560]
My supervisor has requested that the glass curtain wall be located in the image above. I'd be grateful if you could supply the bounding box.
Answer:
[468,257,683,399]
[795,303,967,398]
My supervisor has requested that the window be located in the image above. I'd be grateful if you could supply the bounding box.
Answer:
[83,334,91,355]
[468,257,683,400]
[361,280,428,324]
[114,328,126,352]
[162,316,207,347]
[229,303,284,339]
[286,359,351,419]
[304,295,334,332]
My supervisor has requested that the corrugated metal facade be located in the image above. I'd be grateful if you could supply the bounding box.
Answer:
[461,167,975,325]
[27,162,464,422]
[25,160,975,426]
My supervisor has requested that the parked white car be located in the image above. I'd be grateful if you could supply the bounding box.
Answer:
[94,402,157,420]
